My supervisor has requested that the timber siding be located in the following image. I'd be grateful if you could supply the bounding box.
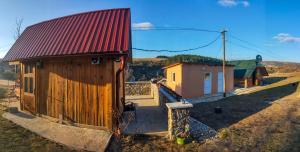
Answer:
[20,57,123,130]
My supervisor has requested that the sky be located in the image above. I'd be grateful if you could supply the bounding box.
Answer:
[0,0,299,62]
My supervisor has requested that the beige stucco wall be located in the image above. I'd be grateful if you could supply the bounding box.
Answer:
[165,64,234,99]
[165,64,183,95]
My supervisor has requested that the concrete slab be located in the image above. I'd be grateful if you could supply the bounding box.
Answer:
[2,112,112,152]
[123,97,168,135]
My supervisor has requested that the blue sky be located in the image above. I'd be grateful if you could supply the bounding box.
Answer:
[0,0,299,62]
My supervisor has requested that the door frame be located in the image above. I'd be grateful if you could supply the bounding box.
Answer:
[217,72,224,93]
[22,62,36,114]
[204,72,212,95]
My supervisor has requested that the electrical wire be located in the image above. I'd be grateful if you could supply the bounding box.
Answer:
[228,33,286,59]
[227,40,282,60]
[133,34,221,52]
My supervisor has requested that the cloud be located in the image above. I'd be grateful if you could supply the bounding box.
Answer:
[218,0,250,7]
[132,22,153,30]
[273,33,300,43]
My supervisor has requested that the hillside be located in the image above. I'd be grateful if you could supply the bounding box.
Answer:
[126,55,225,81]
[263,61,300,73]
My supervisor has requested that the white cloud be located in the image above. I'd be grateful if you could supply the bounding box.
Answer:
[132,22,153,30]
[241,1,250,7]
[218,0,250,7]
[273,33,300,43]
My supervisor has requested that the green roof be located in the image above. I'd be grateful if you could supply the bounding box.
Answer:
[234,68,256,78]
[230,60,265,78]
[229,60,264,69]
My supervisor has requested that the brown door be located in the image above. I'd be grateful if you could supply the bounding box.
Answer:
[22,63,36,114]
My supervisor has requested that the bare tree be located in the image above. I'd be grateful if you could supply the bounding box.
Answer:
[14,18,23,40]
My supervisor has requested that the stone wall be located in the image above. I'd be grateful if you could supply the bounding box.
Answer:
[168,108,190,140]
[125,81,151,96]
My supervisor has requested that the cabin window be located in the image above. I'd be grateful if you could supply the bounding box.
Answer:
[172,72,176,82]
[24,64,34,94]
[24,77,28,92]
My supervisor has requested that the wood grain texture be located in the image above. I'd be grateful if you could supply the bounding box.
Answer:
[20,57,122,130]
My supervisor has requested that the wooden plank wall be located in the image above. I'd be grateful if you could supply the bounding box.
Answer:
[34,57,115,129]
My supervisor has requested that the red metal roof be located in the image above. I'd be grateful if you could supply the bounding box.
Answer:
[3,8,131,61]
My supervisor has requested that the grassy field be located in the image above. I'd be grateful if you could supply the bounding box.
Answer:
[119,73,300,152]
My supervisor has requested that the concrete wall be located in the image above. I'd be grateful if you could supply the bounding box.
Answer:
[165,64,183,96]
[165,64,234,99]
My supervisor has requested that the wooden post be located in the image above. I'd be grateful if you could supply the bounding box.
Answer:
[221,30,227,97]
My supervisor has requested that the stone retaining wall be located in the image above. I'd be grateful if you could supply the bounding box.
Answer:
[125,81,151,96]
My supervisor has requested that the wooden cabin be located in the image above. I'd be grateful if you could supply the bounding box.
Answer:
[3,8,132,131]
[231,60,269,88]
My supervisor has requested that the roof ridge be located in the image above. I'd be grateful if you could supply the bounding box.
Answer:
[26,8,130,29]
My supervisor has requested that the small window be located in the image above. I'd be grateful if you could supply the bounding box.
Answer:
[24,77,28,92]
[205,73,211,80]
[24,64,34,94]
[29,78,33,93]
[172,72,176,82]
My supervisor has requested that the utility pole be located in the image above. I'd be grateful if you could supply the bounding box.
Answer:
[221,30,227,97]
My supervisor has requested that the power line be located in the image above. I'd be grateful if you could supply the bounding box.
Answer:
[228,33,286,59]
[133,34,221,52]
[227,40,282,60]
[133,27,220,33]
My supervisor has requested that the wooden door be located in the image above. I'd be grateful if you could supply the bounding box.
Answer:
[22,63,36,114]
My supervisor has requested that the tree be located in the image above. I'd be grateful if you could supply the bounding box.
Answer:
[14,18,23,40]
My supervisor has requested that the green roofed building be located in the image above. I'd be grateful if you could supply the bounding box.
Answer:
[230,60,268,88]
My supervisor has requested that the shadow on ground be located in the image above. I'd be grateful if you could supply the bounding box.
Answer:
[263,77,287,85]
[190,82,299,130]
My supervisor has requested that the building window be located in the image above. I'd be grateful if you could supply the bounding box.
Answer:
[205,73,210,80]
[24,64,34,94]
[172,72,176,82]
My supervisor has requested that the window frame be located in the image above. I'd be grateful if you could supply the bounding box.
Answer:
[23,63,34,95]
[172,72,176,83]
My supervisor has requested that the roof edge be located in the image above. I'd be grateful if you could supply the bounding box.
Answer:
[27,8,130,29]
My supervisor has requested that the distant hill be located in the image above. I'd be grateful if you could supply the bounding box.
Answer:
[127,55,225,81]
[263,61,300,73]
